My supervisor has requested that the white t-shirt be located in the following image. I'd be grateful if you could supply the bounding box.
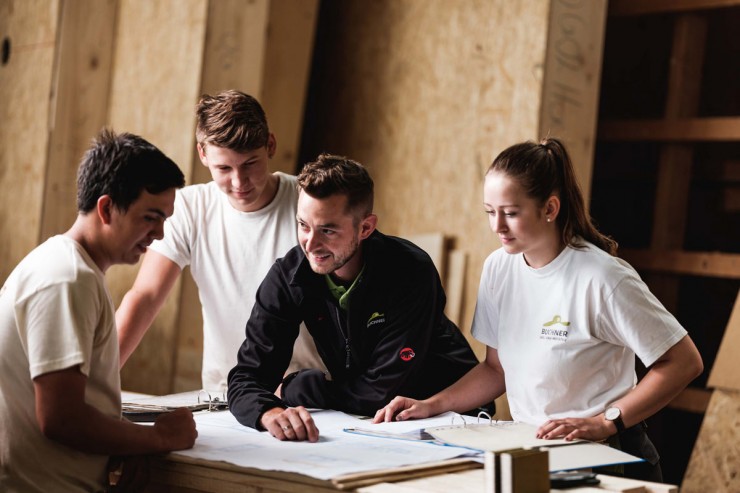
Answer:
[150,172,322,392]
[471,241,687,427]
[0,235,120,493]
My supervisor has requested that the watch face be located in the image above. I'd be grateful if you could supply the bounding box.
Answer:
[605,407,620,420]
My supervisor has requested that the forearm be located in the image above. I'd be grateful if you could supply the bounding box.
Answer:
[611,336,703,428]
[427,360,505,415]
[116,251,181,366]
[36,368,196,455]
[42,402,168,455]
[228,366,287,429]
[116,290,162,366]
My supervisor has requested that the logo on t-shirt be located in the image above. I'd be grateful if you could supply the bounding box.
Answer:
[540,314,570,342]
[366,312,385,328]
[399,347,415,361]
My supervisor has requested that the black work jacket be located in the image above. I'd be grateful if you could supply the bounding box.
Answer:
[227,231,477,429]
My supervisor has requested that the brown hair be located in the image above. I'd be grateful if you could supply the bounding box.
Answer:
[487,138,617,255]
[195,90,269,152]
[298,154,374,218]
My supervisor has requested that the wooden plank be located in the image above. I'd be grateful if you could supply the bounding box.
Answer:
[539,0,608,206]
[682,388,740,493]
[147,454,344,493]
[598,116,740,142]
[619,249,740,279]
[609,0,740,16]
[708,290,740,391]
[0,0,60,284]
[444,250,467,329]
[110,0,209,395]
[191,0,271,186]
[406,233,446,280]
[261,0,320,174]
[41,0,117,242]
[667,387,712,413]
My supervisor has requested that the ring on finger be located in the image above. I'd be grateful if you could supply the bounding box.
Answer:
[281,425,291,431]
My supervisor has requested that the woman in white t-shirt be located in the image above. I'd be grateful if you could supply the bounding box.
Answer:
[373,138,703,481]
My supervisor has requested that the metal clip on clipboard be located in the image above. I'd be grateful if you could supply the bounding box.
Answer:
[197,389,229,411]
[122,390,228,422]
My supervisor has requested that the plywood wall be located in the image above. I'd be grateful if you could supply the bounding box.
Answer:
[302,0,606,358]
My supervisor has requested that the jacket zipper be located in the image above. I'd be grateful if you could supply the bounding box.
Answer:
[333,304,351,369]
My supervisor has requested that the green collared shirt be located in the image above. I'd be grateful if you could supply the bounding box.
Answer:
[325,266,365,310]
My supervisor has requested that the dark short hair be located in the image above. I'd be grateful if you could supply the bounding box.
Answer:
[298,153,374,217]
[195,90,269,152]
[76,128,185,213]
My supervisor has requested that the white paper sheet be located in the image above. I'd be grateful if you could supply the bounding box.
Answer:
[172,410,476,480]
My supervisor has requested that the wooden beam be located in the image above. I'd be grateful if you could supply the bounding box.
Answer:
[619,249,740,279]
[609,0,740,17]
[598,116,740,142]
[646,14,707,310]
[667,387,712,414]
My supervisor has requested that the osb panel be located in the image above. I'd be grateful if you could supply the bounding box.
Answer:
[108,0,208,394]
[0,0,60,283]
[682,389,740,493]
[306,0,551,351]
[41,0,117,242]
[708,290,740,391]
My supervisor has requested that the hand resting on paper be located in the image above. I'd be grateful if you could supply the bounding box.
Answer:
[260,406,319,442]
[536,415,614,442]
[371,396,434,423]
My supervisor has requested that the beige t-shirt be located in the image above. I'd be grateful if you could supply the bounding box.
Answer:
[0,235,121,493]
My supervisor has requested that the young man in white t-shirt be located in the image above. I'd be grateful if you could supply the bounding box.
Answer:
[117,90,323,392]
[0,129,197,493]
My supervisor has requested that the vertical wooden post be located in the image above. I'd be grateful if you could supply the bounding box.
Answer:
[539,0,608,204]
[648,14,707,311]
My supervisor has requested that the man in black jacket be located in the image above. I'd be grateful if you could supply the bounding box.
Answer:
[227,154,478,442]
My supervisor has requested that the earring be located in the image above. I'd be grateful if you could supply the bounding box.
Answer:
[546,218,551,222]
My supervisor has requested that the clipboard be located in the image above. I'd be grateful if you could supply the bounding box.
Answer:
[122,389,228,422]
[424,412,643,472]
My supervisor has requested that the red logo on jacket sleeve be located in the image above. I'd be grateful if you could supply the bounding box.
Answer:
[399,347,415,361]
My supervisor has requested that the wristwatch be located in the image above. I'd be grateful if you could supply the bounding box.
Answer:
[605,406,626,434]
